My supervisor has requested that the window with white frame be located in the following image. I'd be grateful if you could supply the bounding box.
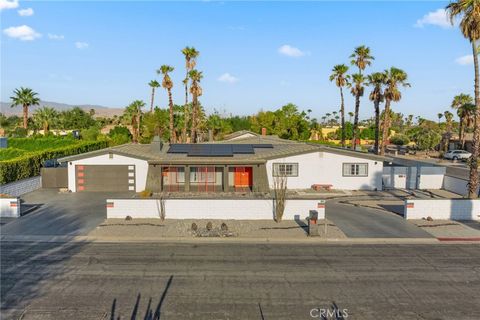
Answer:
[272,163,298,177]
[343,163,368,177]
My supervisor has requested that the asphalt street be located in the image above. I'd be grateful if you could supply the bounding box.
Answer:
[2,241,480,319]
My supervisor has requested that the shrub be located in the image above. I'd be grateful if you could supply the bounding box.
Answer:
[390,134,410,146]
[138,189,152,198]
[221,223,228,231]
[191,223,198,231]
[0,140,108,184]
[206,221,213,231]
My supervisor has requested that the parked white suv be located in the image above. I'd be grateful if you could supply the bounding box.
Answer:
[444,150,472,161]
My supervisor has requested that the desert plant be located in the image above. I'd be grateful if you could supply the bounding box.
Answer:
[138,189,153,198]
[206,221,213,231]
[221,222,228,231]
[273,174,288,222]
[191,222,198,231]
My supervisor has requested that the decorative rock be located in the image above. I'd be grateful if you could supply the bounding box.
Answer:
[426,216,433,221]
[206,221,213,231]
[125,216,133,221]
[191,222,198,231]
[221,222,228,231]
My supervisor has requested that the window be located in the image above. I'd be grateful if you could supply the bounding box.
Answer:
[343,163,368,177]
[190,167,216,184]
[273,163,298,177]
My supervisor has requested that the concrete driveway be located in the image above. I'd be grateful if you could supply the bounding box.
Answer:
[326,199,433,238]
[1,189,132,236]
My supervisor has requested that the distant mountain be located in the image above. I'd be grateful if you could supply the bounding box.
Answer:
[0,100,124,118]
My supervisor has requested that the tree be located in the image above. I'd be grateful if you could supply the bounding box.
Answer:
[60,107,96,130]
[10,87,40,129]
[348,111,354,122]
[123,100,145,143]
[380,67,410,155]
[181,46,200,142]
[157,65,175,143]
[444,110,455,151]
[348,73,365,150]
[349,46,374,150]
[390,134,410,146]
[367,72,386,154]
[437,113,444,123]
[447,0,480,198]
[457,103,476,149]
[329,64,349,147]
[189,69,203,143]
[33,106,57,134]
[148,80,160,112]
[451,93,474,150]
[415,128,442,153]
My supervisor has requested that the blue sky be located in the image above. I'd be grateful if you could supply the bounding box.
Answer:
[0,0,476,121]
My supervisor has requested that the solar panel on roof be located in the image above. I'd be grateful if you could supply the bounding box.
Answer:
[232,145,254,154]
[166,143,271,157]
[167,144,192,153]
[252,144,273,148]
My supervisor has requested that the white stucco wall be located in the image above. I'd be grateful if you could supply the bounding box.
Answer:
[417,167,446,189]
[0,198,20,218]
[106,198,325,220]
[404,199,480,221]
[265,151,383,190]
[443,175,480,197]
[67,153,149,192]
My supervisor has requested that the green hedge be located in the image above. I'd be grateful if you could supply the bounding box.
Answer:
[0,140,108,184]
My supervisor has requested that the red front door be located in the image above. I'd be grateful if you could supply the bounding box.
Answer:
[234,167,252,189]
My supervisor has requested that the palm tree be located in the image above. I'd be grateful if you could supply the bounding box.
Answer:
[189,69,203,143]
[444,110,454,151]
[148,80,160,112]
[157,65,175,143]
[437,113,444,123]
[10,87,40,129]
[451,93,473,148]
[367,72,386,154]
[329,64,349,147]
[33,106,57,134]
[124,100,145,143]
[447,0,480,198]
[349,73,366,150]
[348,112,354,122]
[181,46,200,142]
[380,67,410,155]
[457,103,476,149]
[350,46,374,150]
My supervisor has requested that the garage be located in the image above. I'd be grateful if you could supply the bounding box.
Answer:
[76,165,135,192]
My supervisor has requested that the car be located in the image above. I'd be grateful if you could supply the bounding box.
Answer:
[443,150,472,161]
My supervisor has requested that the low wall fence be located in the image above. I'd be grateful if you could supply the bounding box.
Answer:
[0,176,42,197]
[404,199,480,221]
[0,197,20,218]
[106,198,326,220]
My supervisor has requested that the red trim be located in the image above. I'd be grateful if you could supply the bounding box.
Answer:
[317,204,325,209]
[406,203,414,208]
[437,237,480,242]
[9,201,18,207]
[106,202,114,208]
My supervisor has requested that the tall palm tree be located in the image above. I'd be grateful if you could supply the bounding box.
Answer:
[457,103,476,149]
[444,110,455,151]
[33,107,57,134]
[451,93,473,148]
[189,69,203,143]
[148,80,160,112]
[181,46,200,142]
[437,113,444,123]
[124,100,145,143]
[380,67,410,155]
[329,64,349,147]
[447,0,480,198]
[350,46,374,150]
[157,65,175,143]
[349,73,366,150]
[348,111,354,122]
[367,72,386,154]
[10,87,40,129]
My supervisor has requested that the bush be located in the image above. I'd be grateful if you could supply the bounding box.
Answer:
[138,189,152,198]
[0,140,108,184]
[108,126,132,146]
[80,126,100,141]
[390,134,410,146]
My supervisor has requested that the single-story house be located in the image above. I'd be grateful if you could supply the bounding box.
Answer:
[58,135,386,193]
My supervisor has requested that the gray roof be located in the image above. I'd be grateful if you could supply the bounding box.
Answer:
[59,136,389,164]
[222,130,259,140]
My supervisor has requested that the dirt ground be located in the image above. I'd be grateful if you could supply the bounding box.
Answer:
[410,219,480,238]
[88,218,347,239]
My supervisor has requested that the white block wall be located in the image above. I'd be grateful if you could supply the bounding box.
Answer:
[443,175,480,197]
[0,198,20,218]
[0,176,42,197]
[266,152,383,191]
[106,198,325,220]
[417,167,446,189]
[404,199,480,221]
[67,154,149,192]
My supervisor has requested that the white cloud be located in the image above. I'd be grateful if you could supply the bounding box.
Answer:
[415,8,452,28]
[218,73,238,83]
[278,44,307,57]
[48,33,64,40]
[75,41,89,49]
[18,7,34,16]
[0,0,19,11]
[455,55,474,65]
[3,25,41,41]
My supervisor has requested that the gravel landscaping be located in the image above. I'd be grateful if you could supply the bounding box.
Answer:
[410,219,480,238]
[88,218,347,239]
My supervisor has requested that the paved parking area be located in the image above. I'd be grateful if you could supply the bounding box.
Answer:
[326,199,433,238]
[0,189,132,236]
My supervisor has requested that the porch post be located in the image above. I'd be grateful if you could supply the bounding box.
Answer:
[185,165,190,192]
[223,166,229,192]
